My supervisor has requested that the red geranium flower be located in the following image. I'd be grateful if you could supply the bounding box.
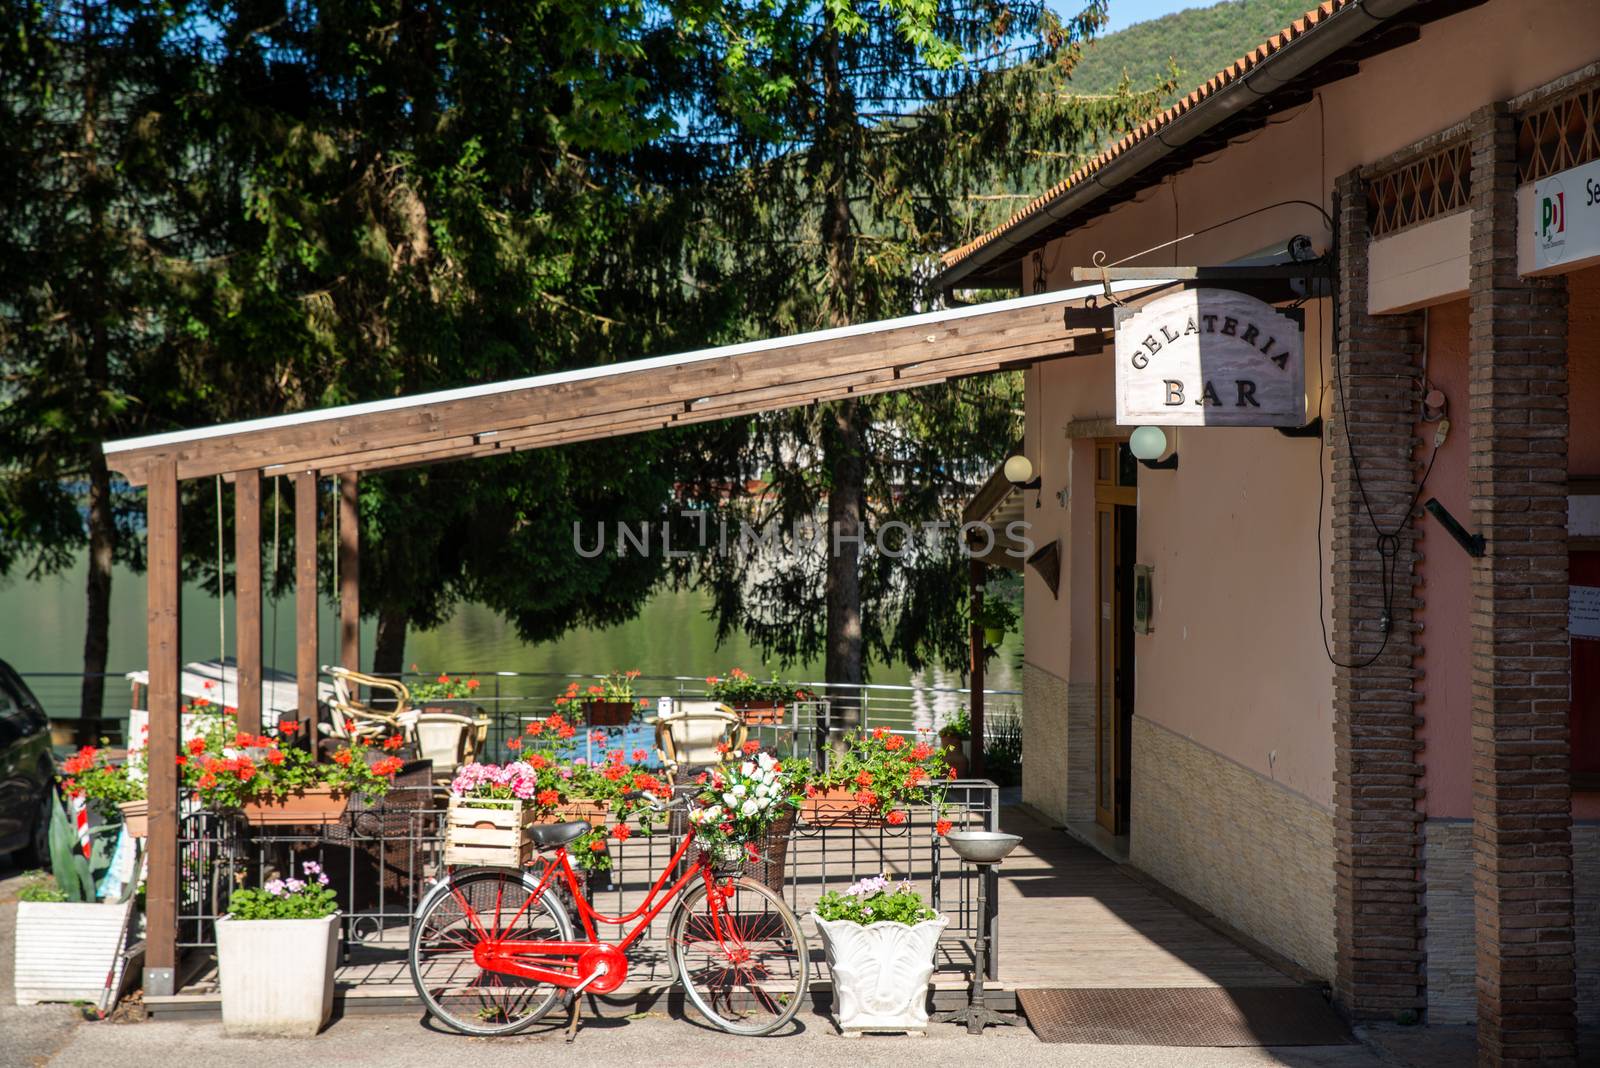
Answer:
[187,737,207,755]
[197,772,217,789]
[506,737,522,750]
[266,750,285,766]
[527,721,543,735]
[612,823,631,842]
[557,723,575,739]
[855,770,874,787]
[588,839,607,853]
[537,789,561,806]
[742,739,760,755]
[333,750,353,766]
[936,819,953,836]
[886,810,907,826]
[175,755,188,766]
[383,734,404,750]
[884,734,906,751]
[910,742,933,762]
[632,749,648,763]
[278,719,301,736]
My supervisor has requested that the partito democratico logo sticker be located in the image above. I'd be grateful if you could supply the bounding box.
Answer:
[1538,178,1567,261]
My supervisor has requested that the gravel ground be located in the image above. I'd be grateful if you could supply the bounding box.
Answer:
[0,860,83,1068]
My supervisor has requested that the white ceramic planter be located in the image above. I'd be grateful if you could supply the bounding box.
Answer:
[14,900,135,1008]
[215,912,339,1037]
[813,914,948,1035]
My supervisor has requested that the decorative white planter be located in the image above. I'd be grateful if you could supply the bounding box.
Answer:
[14,899,136,1009]
[215,913,339,1037]
[813,914,948,1035]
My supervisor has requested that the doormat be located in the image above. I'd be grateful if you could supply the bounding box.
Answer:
[1016,987,1353,1046]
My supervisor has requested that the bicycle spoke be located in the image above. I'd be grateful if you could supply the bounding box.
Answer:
[671,878,808,1036]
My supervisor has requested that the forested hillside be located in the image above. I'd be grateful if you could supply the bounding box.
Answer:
[1072,0,1311,104]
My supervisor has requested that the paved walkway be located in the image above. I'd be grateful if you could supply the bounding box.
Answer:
[994,806,1297,989]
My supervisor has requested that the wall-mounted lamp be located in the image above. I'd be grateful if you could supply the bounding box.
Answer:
[1004,454,1042,502]
[1129,426,1178,470]
[1424,498,1485,558]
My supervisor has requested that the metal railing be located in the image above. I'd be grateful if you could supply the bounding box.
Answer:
[26,669,1022,753]
[174,778,1003,987]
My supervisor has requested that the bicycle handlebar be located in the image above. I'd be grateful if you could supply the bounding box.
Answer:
[620,789,682,811]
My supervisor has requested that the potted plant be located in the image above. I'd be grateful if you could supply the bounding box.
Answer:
[179,712,405,825]
[14,794,140,1009]
[215,861,339,1036]
[802,727,951,826]
[705,669,802,725]
[685,745,806,888]
[937,709,971,779]
[555,671,648,726]
[975,599,1017,648]
[812,874,948,1035]
[407,667,483,713]
[58,743,148,838]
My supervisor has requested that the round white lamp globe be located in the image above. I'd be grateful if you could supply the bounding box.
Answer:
[1129,426,1168,462]
[1003,454,1035,486]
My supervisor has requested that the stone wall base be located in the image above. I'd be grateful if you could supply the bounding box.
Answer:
[1130,715,1336,980]
[1424,819,1600,1026]
[1020,661,1093,826]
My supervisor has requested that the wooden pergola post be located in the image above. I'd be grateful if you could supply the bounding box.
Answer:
[144,459,181,997]
[234,470,262,734]
[969,558,986,779]
[338,472,359,672]
[294,471,319,745]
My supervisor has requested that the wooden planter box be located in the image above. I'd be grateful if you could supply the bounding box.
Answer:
[444,797,535,868]
[117,799,148,839]
[800,786,886,827]
[734,701,786,725]
[240,786,350,827]
[584,701,636,727]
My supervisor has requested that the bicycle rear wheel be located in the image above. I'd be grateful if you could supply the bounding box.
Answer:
[669,876,809,1036]
[409,869,573,1036]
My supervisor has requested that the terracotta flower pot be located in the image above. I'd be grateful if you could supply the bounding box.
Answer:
[939,730,970,779]
[534,799,609,826]
[239,786,350,826]
[116,799,149,839]
[800,786,885,827]
[584,701,635,727]
[734,701,786,725]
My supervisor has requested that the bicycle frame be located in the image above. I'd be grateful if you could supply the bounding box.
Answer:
[445,826,729,994]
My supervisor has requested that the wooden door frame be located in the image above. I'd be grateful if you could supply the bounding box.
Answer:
[1094,441,1136,834]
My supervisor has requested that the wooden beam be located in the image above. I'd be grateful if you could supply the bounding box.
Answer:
[104,296,1114,483]
[144,458,181,997]
[294,471,319,747]
[338,473,359,672]
[234,470,263,734]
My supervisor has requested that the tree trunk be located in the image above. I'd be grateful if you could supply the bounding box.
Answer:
[371,605,408,709]
[80,453,115,726]
[824,402,865,732]
[818,14,865,737]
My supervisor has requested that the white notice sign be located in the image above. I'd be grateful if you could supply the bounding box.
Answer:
[1115,288,1305,427]
[1533,158,1600,272]
[1572,585,1600,641]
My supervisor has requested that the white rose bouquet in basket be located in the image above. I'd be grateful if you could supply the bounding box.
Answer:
[686,746,807,869]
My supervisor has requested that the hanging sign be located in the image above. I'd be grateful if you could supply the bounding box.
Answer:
[1532,158,1600,272]
[1115,287,1304,427]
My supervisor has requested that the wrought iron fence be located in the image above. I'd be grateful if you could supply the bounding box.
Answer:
[174,777,1002,984]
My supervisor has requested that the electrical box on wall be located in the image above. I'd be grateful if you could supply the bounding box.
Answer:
[1133,564,1154,635]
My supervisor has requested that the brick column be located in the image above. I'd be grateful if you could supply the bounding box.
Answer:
[1467,102,1575,1068]
[1331,171,1428,1020]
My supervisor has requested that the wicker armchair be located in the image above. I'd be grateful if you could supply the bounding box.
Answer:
[650,699,746,774]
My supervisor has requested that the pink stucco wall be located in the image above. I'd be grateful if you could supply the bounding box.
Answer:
[1015,0,1600,810]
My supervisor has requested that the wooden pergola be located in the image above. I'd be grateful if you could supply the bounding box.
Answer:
[100,280,1165,994]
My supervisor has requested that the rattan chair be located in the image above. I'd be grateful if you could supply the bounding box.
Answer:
[650,699,746,774]
[323,666,414,743]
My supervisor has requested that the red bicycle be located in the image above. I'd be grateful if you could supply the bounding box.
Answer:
[408,791,810,1037]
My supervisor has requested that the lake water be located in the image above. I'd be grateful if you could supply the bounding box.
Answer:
[0,555,1020,726]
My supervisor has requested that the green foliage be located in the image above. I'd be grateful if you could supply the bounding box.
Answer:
[228,862,338,921]
[17,872,67,903]
[814,873,938,925]
[1067,0,1310,106]
[983,713,1023,787]
[47,792,90,903]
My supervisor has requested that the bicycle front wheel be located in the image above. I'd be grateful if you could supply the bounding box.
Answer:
[669,876,809,1036]
[409,868,573,1036]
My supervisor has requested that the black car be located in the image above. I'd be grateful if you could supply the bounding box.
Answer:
[0,660,54,865]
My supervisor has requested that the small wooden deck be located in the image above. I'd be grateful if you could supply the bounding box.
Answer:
[146,805,1295,1018]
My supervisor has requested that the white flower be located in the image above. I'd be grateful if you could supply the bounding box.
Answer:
[757,752,776,771]
[732,783,747,797]
[741,799,760,817]
[740,761,756,777]
[722,792,737,808]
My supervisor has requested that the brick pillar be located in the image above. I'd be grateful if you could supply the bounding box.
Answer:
[1331,170,1428,1020]
[1467,102,1575,1068]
